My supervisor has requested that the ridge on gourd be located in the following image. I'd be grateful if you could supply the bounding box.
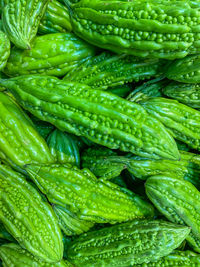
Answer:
[53,205,94,236]
[166,54,200,83]
[25,163,155,224]
[146,175,200,253]
[67,219,190,267]
[163,81,200,109]
[4,33,96,77]
[82,147,126,180]
[127,77,168,103]
[0,75,180,160]
[2,0,49,49]
[39,0,72,34]
[140,97,200,151]
[0,243,71,267]
[63,52,164,90]
[0,30,10,71]
[0,164,63,262]
[47,129,80,167]
[0,223,15,242]
[68,0,200,59]
[0,92,54,172]
[137,250,200,266]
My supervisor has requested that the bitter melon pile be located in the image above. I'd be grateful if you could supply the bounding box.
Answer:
[2,0,200,266]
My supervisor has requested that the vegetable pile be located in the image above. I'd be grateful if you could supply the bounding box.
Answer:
[1,0,200,266]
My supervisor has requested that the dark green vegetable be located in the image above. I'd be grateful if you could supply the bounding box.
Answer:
[64,52,164,90]
[47,129,80,167]
[163,81,200,109]
[67,219,190,266]
[0,75,180,160]
[107,84,132,98]
[39,0,72,34]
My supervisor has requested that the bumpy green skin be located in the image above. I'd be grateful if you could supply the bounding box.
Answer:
[163,81,200,108]
[127,77,168,102]
[63,52,163,90]
[0,223,15,242]
[67,219,190,267]
[69,0,200,59]
[0,243,69,267]
[39,0,72,34]
[107,84,132,98]
[0,92,54,171]
[53,205,94,236]
[146,175,200,253]
[1,75,179,160]
[47,129,80,167]
[0,164,63,262]
[82,147,126,179]
[138,250,200,266]
[2,0,49,49]
[25,163,155,224]
[0,31,10,71]
[4,33,96,77]
[141,97,200,151]
[166,54,200,83]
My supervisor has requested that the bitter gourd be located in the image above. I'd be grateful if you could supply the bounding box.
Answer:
[53,205,94,236]
[25,163,155,224]
[2,0,49,49]
[146,175,200,253]
[141,97,200,151]
[166,54,200,83]
[39,0,72,34]
[0,223,15,242]
[1,75,179,160]
[163,81,200,109]
[0,164,63,262]
[4,33,96,77]
[67,219,190,266]
[0,243,71,267]
[82,147,126,179]
[0,30,10,71]
[137,250,200,266]
[107,84,132,98]
[68,0,200,59]
[47,129,80,167]
[0,92,54,171]
[63,52,163,90]
[127,77,168,103]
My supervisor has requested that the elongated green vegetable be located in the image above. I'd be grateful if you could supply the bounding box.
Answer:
[4,33,96,77]
[127,77,168,103]
[2,0,49,49]
[68,0,200,59]
[137,250,200,266]
[166,54,200,83]
[0,75,179,160]
[0,30,10,71]
[0,92,54,171]
[67,219,190,266]
[0,223,15,242]
[141,97,200,151]
[107,84,132,98]
[39,0,72,34]
[0,243,71,267]
[53,205,94,236]
[146,175,200,252]
[163,81,200,109]
[0,164,63,262]
[64,52,163,90]
[25,163,155,224]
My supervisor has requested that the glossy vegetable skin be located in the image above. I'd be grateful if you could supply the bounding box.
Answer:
[0,75,180,160]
